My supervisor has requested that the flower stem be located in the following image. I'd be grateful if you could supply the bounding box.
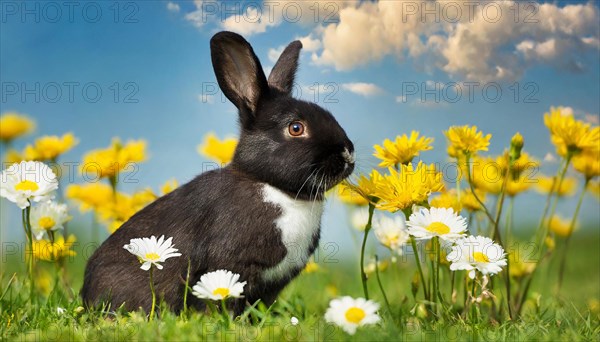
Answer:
[183,258,191,315]
[360,203,375,300]
[22,205,35,304]
[374,255,392,317]
[410,237,429,300]
[557,178,589,292]
[465,155,496,226]
[148,267,156,321]
[220,299,231,328]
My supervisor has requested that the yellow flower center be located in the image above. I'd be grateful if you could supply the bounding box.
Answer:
[426,222,450,235]
[145,252,160,261]
[212,287,230,299]
[473,252,489,263]
[39,217,56,230]
[15,180,39,192]
[345,307,366,324]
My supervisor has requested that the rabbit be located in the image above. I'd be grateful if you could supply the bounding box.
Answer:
[81,31,355,316]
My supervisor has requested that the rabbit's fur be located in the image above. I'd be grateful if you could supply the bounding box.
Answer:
[81,31,354,315]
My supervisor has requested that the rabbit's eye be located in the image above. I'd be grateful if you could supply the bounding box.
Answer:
[288,122,305,137]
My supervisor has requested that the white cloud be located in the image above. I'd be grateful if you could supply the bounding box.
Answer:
[268,46,285,63]
[166,2,180,13]
[395,96,407,103]
[297,34,322,52]
[221,7,281,36]
[341,82,383,97]
[311,1,599,81]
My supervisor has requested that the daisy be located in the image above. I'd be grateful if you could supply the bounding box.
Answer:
[123,235,181,271]
[372,214,409,252]
[446,235,507,279]
[192,269,246,300]
[30,201,70,240]
[324,296,380,335]
[406,207,467,242]
[0,161,58,209]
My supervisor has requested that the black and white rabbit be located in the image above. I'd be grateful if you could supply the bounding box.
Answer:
[81,31,355,315]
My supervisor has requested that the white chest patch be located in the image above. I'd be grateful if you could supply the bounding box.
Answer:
[261,184,324,282]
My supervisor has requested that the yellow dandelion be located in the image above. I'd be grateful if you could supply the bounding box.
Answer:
[373,131,434,167]
[364,259,389,278]
[509,252,536,279]
[337,182,369,206]
[35,268,54,296]
[461,189,486,212]
[66,183,114,213]
[81,138,147,179]
[23,132,78,161]
[32,235,77,262]
[374,162,445,212]
[0,112,35,142]
[466,156,503,194]
[572,151,600,180]
[4,149,24,164]
[549,215,576,237]
[445,125,491,157]
[341,170,384,205]
[536,175,578,197]
[430,190,462,213]
[497,151,539,178]
[505,174,535,197]
[197,133,237,165]
[303,260,320,273]
[97,189,157,233]
[160,179,179,195]
[544,107,600,156]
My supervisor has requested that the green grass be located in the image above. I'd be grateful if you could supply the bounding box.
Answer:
[1,234,599,341]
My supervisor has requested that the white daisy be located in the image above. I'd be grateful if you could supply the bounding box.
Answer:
[30,201,69,240]
[350,207,369,231]
[191,269,246,301]
[0,161,58,209]
[406,207,467,242]
[324,296,381,335]
[446,235,507,279]
[372,214,409,252]
[123,235,181,271]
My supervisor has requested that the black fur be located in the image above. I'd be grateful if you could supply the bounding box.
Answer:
[81,31,354,316]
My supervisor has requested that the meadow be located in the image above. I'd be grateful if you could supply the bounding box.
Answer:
[0,108,599,341]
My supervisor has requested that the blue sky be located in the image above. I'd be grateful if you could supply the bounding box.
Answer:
[1,1,599,248]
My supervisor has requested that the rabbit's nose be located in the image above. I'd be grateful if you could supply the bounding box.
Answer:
[342,148,355,165]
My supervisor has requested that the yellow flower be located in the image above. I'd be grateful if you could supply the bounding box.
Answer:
[32,235,77,262]
[509,252,536,279]
[35,268,53,296]
[341,170,384,205]
[197,133,237,165]
[373,131,433,167]
[4,149,24,164]
[430,190,461,213]
[497,152,539,178]
[461,189,486,212]
[0,112,35,142]
[549,215,575,237]
[303,260,320,273]
[505,174,535,197]
[466,156,502,193]
[572,151,600,179]
[81,138,147,178]
[374,162,445,212]
[536,175,577,197]
[544,107,600,156]
[23,132,78,161]
[160,179,179,195]
[544,236,556,251]
[66,183,114,213]
[97,189,157,233]
[445,125,491,157]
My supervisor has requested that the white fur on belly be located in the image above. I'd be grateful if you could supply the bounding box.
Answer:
[261,184,324,282]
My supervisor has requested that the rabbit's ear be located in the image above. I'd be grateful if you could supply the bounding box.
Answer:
[210,31,269,114]
[268,40,302,95]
